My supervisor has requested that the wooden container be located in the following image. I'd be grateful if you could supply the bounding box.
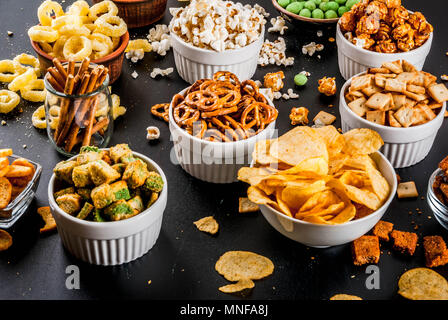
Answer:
[30,32,129,84]
[93,0,168,29]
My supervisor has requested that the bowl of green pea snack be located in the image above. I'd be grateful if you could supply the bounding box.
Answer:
[48,144,168,265]
[272,0,360,24]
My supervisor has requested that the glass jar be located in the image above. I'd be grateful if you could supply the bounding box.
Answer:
[43,63,113,157]
[427,168,448,231]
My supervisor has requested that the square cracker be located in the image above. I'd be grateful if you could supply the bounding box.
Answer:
[427,83,448,103]
[365,92,391,110]
[385,78,407,93]
[396,72,418,83]
[397,181,418,198]
[406,84,426,95]
[348,97,368,117]
[388,111,402,127]
[394,105,414,127]
[350,74,372,91]
[366,110,386,125]
[391,94,406,110]
[382,60,403,74]
[362,83,382,97]
[313,111,336,125]
[402,60,417,72]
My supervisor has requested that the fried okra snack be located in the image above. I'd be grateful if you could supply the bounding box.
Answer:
[52,144,164,222]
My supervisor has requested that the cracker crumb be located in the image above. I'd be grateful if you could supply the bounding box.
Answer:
[131,71,138,79]
[7,31,13,36]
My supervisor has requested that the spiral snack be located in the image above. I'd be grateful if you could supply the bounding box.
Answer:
[170,71,278,142]
[46,57,110,153]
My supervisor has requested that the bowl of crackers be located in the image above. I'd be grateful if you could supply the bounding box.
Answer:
[48,144,167,266]
[340,60,448,168]
[238,126,397,248]
[0,149,42,228]
[168,71,278,184]
[336,0,433,80]
[29,0,129,84]
[169,0,266,84]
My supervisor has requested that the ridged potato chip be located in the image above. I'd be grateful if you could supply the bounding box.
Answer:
[398,268,448,300]
[215,251,274,282]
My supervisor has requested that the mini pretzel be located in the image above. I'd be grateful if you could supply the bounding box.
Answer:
[151,103,170,122]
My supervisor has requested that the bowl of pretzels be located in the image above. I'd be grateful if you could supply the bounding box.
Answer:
[168,71,278,184]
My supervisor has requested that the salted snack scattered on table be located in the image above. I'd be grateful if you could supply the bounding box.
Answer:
[433,156,448,206]
[423,236,448,268]
[318,76,337,96]
[339,0,433,53]
[398,268,448,300]
[169,0,266,52]
[289,107,309,125]
[0,149,37,209]
[171,71,278,142]
[238,126,391,225]
[215,251,274,294]
[37,206,57,233]
[352,235,380,265]
[193,216,219,235]
[52,144,164,222]
[345,60,448,127]
[46,57,111,153]
[28,0,127,61]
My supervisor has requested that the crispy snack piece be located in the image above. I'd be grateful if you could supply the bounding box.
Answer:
[423,236,448,268]
[37,206,57,233]
[215,251,274,282]
[397,181,418,198]
[372,220,394,242]
[0,177,12,209]
[351,235,380,266]
[193,216,219,235]
[219,279,254,294]
[391,230,418,255]
[318,77,337,96]
[289,107,309,126]
[0,229,12,251]
[238,197,259,213]
[330,294,363,300]
[398,268,448,300]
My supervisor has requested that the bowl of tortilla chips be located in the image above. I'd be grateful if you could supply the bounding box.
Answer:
[238,126,397,247]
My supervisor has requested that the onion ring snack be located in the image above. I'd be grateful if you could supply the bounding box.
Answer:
[171,71,278,142]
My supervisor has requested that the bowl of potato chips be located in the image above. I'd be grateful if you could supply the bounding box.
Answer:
[238,126,397,247]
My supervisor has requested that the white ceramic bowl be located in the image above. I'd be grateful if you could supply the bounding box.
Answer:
[336,23,433,80]
[170,27,265,84]
[258,152,397,248]
[48,151,168,266]
[339,72,446,168]
[169,87,277,183]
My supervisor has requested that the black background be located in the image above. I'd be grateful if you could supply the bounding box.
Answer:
[0,0,447,300]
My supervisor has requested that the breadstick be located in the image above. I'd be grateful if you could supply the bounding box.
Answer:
[48,67,66,89]
[75,117,109,145]
[52,58,68,80]
[54,75,75,141]
[76,57,90,78]
[81,97,99,147]
[67,60,75,76]
[47,74,64,93]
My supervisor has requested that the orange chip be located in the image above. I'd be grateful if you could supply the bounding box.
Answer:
[0,177,12,209]
[0,157,9,170]
[37,206,57,233]
[0,229,12,251]
[4,165,33,178]
[0,149,13,157]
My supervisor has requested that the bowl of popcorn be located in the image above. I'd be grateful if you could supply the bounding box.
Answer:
[29,0,129,84]
[339,60,448,168]
[169,0,266,84]
[336,0,433,80]
[48,144,168,265]
[168,71,278,183]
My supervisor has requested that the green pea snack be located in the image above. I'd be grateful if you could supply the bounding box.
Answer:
[53,144,164,222]
[294,74,308,86]
[278,0,348,18]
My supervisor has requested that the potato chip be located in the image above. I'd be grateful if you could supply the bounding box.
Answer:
[281,157,328,176]
[330,294,362,300]
[247,186,277,207]
[215,251,274,282]
[281,180,327,210]
[238,197,259,213]
[37,206,57,233]
[252,139,277,165]
[366,165,390,202]
[269,126,328,166]
[342,128,384,156]
[343,185,382,211]
[0,229,12,251]
[238,167,276,186]
[0,177,12,209]
[314,125,345,157]
[193,216,219,235]
[328,202,356,224]
[219,279,255,294]
[275,189,293,217]
[398,268,448,300]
